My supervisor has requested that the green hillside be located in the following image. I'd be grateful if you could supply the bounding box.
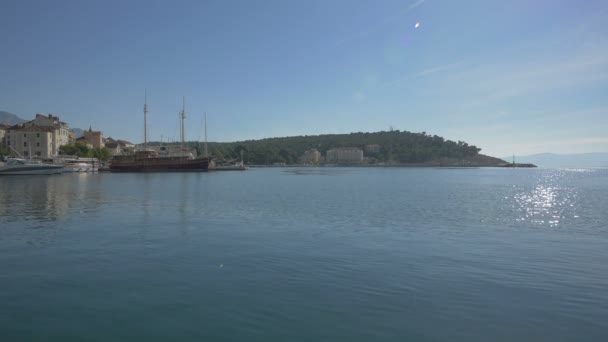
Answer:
[169,130,490,165]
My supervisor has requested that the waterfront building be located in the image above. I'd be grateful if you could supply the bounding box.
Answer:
[326,147,364,164]
[300,149,321,164]
[9,114,71,156]
[83,126,104,149]
[365,144,381,154]
[104,137,135,155]
[0,124,8,148]
[68,130,76,144]
[28,114,70,151]
[5,126,54,158]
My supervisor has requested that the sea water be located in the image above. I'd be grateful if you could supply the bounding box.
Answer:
[1,168,607,341]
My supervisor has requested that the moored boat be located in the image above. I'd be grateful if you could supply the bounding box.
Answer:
[214,150,247,171]
[110,149,213,172]
[108,94,214,172]
[58,157,99,172]
[63,162,94,172]
[0,158,63,175]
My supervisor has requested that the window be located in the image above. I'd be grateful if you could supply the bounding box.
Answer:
[37,133,40,138]
[23,133,26,137]
[36,152,41,156]
[24,142,27,147]
[37,142,40,147]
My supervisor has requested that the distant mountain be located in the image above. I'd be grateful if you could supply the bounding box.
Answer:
[507,153,608,168]
[0,111,27,125]
[71,128,84,138]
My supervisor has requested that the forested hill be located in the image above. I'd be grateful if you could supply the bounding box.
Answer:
[195,130,487,165]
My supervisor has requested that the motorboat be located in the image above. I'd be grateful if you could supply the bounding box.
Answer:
[63,162,90,172]
[0,158,64,175]
[63,161,98,172]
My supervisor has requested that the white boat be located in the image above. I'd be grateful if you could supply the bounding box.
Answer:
[0,158,64,175]
[62,161,98,172]
[63,162,90,172]
[54,157,99,172]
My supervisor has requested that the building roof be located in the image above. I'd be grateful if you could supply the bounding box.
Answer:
[31,113,69,129]
[86,126,102,134]
[7,124,54,133]
[105,138,134,148]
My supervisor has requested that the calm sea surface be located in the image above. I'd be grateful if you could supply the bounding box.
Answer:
[1,168,607,341]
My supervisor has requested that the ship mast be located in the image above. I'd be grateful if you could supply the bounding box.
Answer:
[204,112,208,158]
[144,89,148,149]
[180,97,186,152]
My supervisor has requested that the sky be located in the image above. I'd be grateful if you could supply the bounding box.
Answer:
[1,0,607,157]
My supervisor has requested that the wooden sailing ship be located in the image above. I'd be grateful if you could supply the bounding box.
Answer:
[110,94,214,172]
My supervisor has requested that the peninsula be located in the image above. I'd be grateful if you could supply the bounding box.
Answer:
[149,130,536,168]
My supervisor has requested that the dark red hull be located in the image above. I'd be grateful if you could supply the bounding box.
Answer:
[109,157,211,172]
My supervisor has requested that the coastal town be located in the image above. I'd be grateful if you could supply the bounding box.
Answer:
[0,110,535,174]
[0,113,133,160]
[0,113,389,168]
[0,113,397,165]
[0,109,220,174]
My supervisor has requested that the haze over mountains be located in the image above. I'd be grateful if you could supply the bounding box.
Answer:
[0,111,26,125]
[507,153,608,168]
[71,128,84,138]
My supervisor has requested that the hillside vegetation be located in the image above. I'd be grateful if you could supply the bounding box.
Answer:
[172,130,492,165]
[59,143,113,161]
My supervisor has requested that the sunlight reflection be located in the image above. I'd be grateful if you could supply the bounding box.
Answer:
[513,171,579,227]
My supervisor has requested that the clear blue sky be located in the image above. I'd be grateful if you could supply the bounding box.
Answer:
[1,0,607,156]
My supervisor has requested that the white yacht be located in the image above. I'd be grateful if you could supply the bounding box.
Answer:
[62,161,98,172]
[63,162,90,172]
[0,158,64,175]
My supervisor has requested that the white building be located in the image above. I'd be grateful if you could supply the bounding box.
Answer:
[365,144,381,154]
[104,137,136,155]
[326,147,364,164]
[300,149,321,164]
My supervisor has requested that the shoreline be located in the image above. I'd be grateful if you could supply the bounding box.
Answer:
[249,163,537,168]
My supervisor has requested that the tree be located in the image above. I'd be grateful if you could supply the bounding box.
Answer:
[0,145,11,159]
[59,143,112,161]
[159,130,484,165]
[90,147,112,162]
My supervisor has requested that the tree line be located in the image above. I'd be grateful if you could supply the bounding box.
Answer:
[59,143,113,161]
[169,130,483,165]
